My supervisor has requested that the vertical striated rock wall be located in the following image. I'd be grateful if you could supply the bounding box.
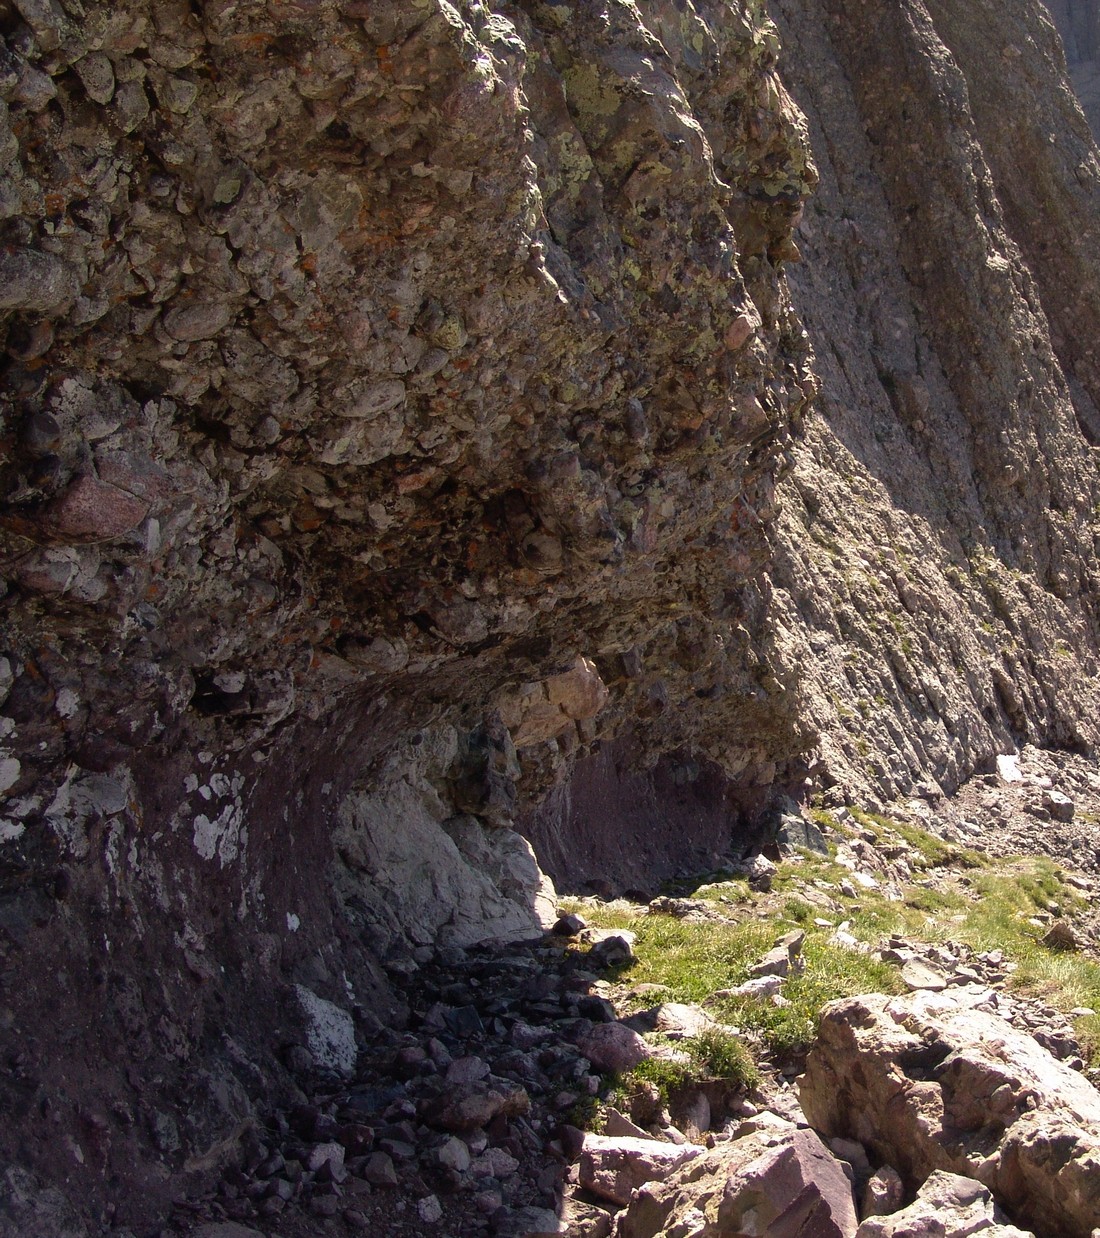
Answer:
[1049,0,1100,131]
[763,0,1100,805]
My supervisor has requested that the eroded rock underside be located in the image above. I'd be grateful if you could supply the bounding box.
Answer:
[1,0,1099,1227]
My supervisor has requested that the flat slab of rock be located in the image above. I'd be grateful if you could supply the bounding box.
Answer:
[801,990,1100,1237]
[604,1107,662,1141]
[579,1134,704,1206]
[855,1170,1033,1236]
[899,958,948,991]
[653,1002,713,1038]
[618,1122,857,1237]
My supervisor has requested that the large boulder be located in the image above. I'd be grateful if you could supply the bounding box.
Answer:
[578,1134,704,1207]
[619,1120,858,1237]
[801,990,1100,1237]
[576,1022,651,1073]
[855,1171,1033,1237]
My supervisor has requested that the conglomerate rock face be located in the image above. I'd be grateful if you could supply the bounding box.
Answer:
[0,0,1099,1228]
[0,0,817,1224]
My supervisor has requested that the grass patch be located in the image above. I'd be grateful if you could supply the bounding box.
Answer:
[709,937,905,1057]
[782,896,816,925]
[568,899,906,1059]
[587,911,780,1004]
[605,1029,760,1116]
[691,1026,759,1087]
[849,807,985,870]
[564,822,1100,1072]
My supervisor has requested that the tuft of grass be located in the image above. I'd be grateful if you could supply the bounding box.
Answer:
[690,1027,759,1088]
[782,897,815,925]
[606,1029,759,1116]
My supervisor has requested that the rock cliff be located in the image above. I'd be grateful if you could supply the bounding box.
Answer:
[1,0,1099,1229]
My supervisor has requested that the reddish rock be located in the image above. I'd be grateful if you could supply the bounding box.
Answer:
[861,1166,904,1220]
[46,475,148,541]
[801,990,1100,1238]
[545,657,609,721]
[856,1171,1032,1237]
[619,1123,857,1237]
[576,1023,651,1073]
[724,313,755,350]
[579,1134,704,1206]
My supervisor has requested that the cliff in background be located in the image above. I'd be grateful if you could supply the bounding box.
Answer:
[0,0,1099,1230]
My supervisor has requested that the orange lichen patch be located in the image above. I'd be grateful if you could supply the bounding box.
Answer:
[298,253,317,274]
[376,45,393,77]
[672,408,706,431]
[44,192,67,216]
[292,505,325,532]
[395,468,439,495]
[227,32,277,53]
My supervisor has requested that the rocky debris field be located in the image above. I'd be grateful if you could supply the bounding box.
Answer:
[132,757,1100,1238]
[933,745,1100,874]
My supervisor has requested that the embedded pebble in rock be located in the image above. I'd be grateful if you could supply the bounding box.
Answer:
[46,475,149,541]
[0,248,79,314]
